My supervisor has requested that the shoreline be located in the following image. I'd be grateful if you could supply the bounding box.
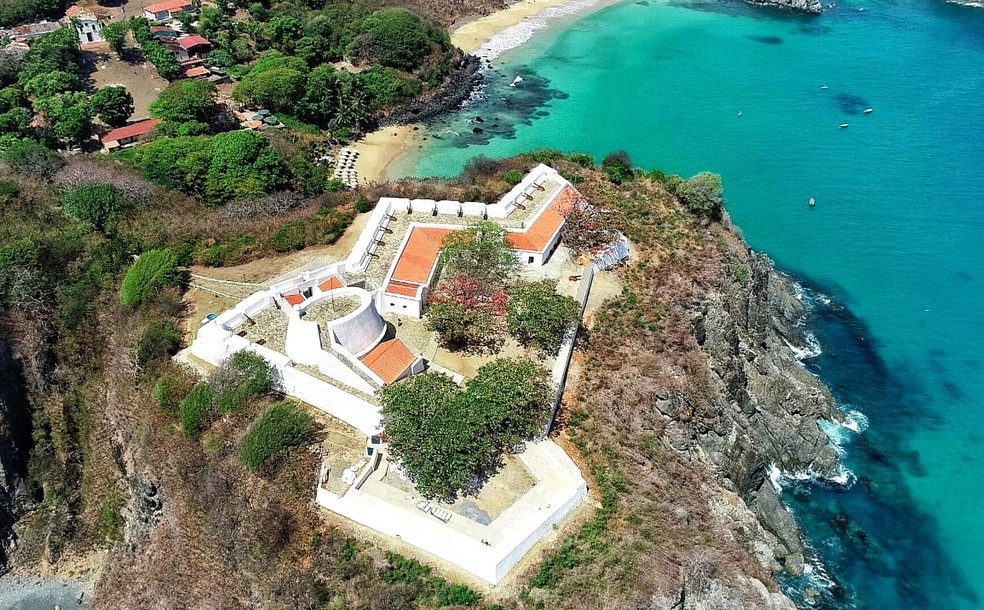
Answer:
[351,0,619,183]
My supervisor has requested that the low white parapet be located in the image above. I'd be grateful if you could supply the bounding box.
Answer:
[316,440,586,584]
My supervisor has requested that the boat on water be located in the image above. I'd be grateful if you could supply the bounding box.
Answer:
[821,84,829,90]
[509,76,524,87]
[864,107,874,114]
[840,123,849,128]
[737,110,743,116]
[809,197,816,207]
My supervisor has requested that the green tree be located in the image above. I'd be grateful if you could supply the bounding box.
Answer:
[439,220,519,286]
[506,279,581,354]
[239,401,311,469]
[101,21,128,55]
[91,86,134,127]
[265,15,304,53]
[676,171,724,220]
[137,320,182,364]
[601,150,633,184]
[0,138,65,179]
[149,80,218,123]
[210,350,279,412]
[61,183,132,229]
[233,66,306,113]
[179,382,214,438]
[33,92,93,146]
[353,9,432,72]
[204,130,289,205]
[380,372,491,500]
[464,358,552,448]
[425,299,500,352]
[119,247,179,307]
[24,70,82,99]
[18,27,81,84]
[355,66,420,109]
[144,40,184,81]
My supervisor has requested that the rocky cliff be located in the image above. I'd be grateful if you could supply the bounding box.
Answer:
[0,337,32,575]
[686,232,840,577]
[745,0,823,15]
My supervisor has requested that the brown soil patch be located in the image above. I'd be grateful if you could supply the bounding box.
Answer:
[84,51,168,121]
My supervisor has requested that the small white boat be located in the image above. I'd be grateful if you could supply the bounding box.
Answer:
[864,107,874,114]
[737,110,743,116]
[809,197,816,206]
[821,84,829,90]
[840,123,849,128]
[509,75,524,87]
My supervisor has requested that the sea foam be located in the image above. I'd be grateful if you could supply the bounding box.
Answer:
[473,0,608,62]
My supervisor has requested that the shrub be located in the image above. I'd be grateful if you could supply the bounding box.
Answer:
[353,9,433,72]
[152,372,187,414]
[149,80,218,123]
[355,195,373,213]
[61,183,132,229]
[676,171,724,220]
[179,382,214,438]
[119,247,179,307]
[503,169,523,185]
[239,401,311,469]
[506,279,581,354]
[0,139,65,179]
[0,179,19,203]
[272,220,306,252]
[137,320,182,365]
[210,350,278,412]
[601,150,633,184]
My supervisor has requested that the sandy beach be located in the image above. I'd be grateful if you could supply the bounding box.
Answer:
[352,125,425,185]
[352,0,587,183]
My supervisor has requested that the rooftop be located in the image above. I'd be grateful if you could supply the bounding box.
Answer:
[360,339,417,385]
[101,119,161,144]
[145,0,193,13]
[506,184,578,252]
[176,34,210,50]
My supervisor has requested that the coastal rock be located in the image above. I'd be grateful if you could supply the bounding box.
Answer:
[381,54,484,126]
[0,337,32,575]
[688,241,839,575]
[745,0,823,14]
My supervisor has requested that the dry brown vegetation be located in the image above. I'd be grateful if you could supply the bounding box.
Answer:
[2,151,792,609]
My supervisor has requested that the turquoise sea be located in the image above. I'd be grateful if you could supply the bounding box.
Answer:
[392,0,984,607]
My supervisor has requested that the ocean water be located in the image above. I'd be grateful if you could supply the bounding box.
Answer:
[393,0,984,607]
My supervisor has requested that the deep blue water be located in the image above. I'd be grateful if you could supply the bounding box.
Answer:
[392,0,984,607]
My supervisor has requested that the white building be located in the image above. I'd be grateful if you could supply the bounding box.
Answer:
[64,6,103,44]
[143,0,194,22]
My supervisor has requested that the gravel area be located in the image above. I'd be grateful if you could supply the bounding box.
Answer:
[0,575,90,610]
[305,296,362,325]
[238,306,288,353]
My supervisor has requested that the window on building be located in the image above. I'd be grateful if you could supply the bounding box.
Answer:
[528,256,534,264]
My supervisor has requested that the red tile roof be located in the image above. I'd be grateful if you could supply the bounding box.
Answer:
[65,6,84,18]
[318,275,345,292]
[360,339,416,385]
[390,227,454,285]
[506,185,578,252]
[384,280,419,297]
[283,293,304,306]
[184,66,209,78]
[176,34,210,50]
[100,119,161,144]
[145,0,192,14]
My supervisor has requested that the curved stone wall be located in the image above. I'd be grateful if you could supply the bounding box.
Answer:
[301,287,385,356]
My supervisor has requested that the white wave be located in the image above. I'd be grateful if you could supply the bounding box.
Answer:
[473,0,608,62]
[783,331,822,361]
[769,461,856,491]
[840,409,869,433]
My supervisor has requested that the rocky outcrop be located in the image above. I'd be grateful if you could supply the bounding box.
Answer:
[0,339,33,575]
[686,243,839,577]
[745,0,823,14]
[381,54,483,126]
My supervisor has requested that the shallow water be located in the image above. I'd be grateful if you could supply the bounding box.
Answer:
[395,1,984,607]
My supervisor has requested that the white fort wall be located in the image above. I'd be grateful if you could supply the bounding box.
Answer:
[316,440,586,585]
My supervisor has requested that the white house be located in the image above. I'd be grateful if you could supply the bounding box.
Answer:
[64,6,103,44]
[143,0,194,22]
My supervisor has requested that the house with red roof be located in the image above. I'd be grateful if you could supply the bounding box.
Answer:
[167,34,211,61]
[143,0,195,22]
[100,119,161,153]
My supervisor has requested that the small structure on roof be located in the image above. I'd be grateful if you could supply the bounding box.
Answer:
[143,0,195,21]
[101,118,161,153]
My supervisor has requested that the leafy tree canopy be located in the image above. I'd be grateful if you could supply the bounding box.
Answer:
[24,70,82,99]
[119,247,178,307]
[353,9,435,72]
[149,80,218,124]
[33,92,93,146]
[92,86,134,127]
[676,172,725,220]
[61,183,133,229]
[439,220,519,286]
[239,401,311,469]
[506,279,581,355]
[380,358,552,500]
